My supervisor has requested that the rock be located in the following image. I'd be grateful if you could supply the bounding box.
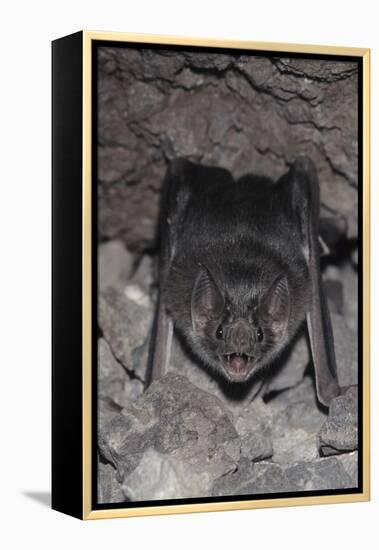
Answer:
[260,377,328,463]
[330,312,358,387]
[324,279,344,314]
[265,377,327,464]
[263,332,310,395]
[319,386,358,456]
[234,398,272,437]
[98,284,154,380]
[212,458,292,496]
[122,448,194,501]
[240,433,273,462]
[98,338,127,406]
[232,399,273,461]
[99,374,241,500]
[270,400,327,464]
[340,261,358,334]
[98,337,144,408]
[122,377,144,404]
[98,240,134,290]
[98,395,123,432]
[130,254,156,295]
[284,453,358,491]
[212,453,358,496]
[338,451,359,485]
[98,459,125,503]
[265,376,317,412]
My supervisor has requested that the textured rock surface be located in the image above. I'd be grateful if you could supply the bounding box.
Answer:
[99,284,154,380]
[99,374,242,499]
[331,312,358,387]
[98,460,125,504]
[98,47,359,251]
[169,334,265,412]
[212,452,358,496]
[263,332,310,395]
[268,380,327,464]
[319,386,358,456]
[98,240,134,291]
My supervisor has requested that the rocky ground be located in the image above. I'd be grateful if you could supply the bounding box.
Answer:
[97,240,358,503]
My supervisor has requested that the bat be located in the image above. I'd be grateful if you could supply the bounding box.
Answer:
[147,156,341,407]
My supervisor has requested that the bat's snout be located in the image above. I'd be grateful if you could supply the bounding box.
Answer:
[221,320,256,381]
[229,320,252,352]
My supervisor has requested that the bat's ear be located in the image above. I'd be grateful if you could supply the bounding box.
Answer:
[281,157,340,407]
[191,267,224,333]
[260,275,290,338]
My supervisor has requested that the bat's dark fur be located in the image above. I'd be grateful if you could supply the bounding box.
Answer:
[148,157,341,407]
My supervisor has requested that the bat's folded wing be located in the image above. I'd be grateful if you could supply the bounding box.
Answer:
[284,157,341,407]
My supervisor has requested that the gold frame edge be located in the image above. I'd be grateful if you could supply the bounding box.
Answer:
[81,31,371,520]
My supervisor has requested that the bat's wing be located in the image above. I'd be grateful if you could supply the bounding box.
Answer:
[282,157,340,407]
[146,159,190,385]
[147,158,234,385]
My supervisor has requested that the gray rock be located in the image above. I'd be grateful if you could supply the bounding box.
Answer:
[338,451,359,486]
[98,338,127,405]
[340,261,358,335]
[331,312,358,387]
[122,448,195,501]
[319,386,358,456]
[263,332,310,394]
[260,377,328,464]
[268,377,327,464]
[212,453,358,496]
[130,254,156,295]
[230,398,273,461]
[98,336,144,410]
[212,458,292,496]
[270,400,327,464]
[99,374,240,500]
[98,459,125,503]
[265,376,317,413]
[324,279,344,314]
[98,240,134,290]
[98,395,123,432]
[240,433,273,462]
[98,284,154,380]
[122,376,144,405]
[234,397,272,437]
[285,453,358,491]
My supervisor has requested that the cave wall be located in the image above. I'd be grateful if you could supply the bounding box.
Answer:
[98,45,358,252]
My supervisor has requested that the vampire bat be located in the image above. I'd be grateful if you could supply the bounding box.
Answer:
[147,156,341,407]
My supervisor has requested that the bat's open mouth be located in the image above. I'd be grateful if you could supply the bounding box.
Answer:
[222,352,254,380]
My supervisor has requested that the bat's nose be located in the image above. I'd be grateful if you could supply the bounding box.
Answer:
[230,321,250,350]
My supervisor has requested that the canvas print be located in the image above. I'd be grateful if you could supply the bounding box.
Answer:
[96,44,360,505]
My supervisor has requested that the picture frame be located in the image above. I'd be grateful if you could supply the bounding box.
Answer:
[52,30,370,520]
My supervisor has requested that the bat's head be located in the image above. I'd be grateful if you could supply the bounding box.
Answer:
[190,265,290,382]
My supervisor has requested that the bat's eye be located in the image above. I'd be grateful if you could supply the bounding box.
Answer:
[257,327,264,342]
[216,325,223,339]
